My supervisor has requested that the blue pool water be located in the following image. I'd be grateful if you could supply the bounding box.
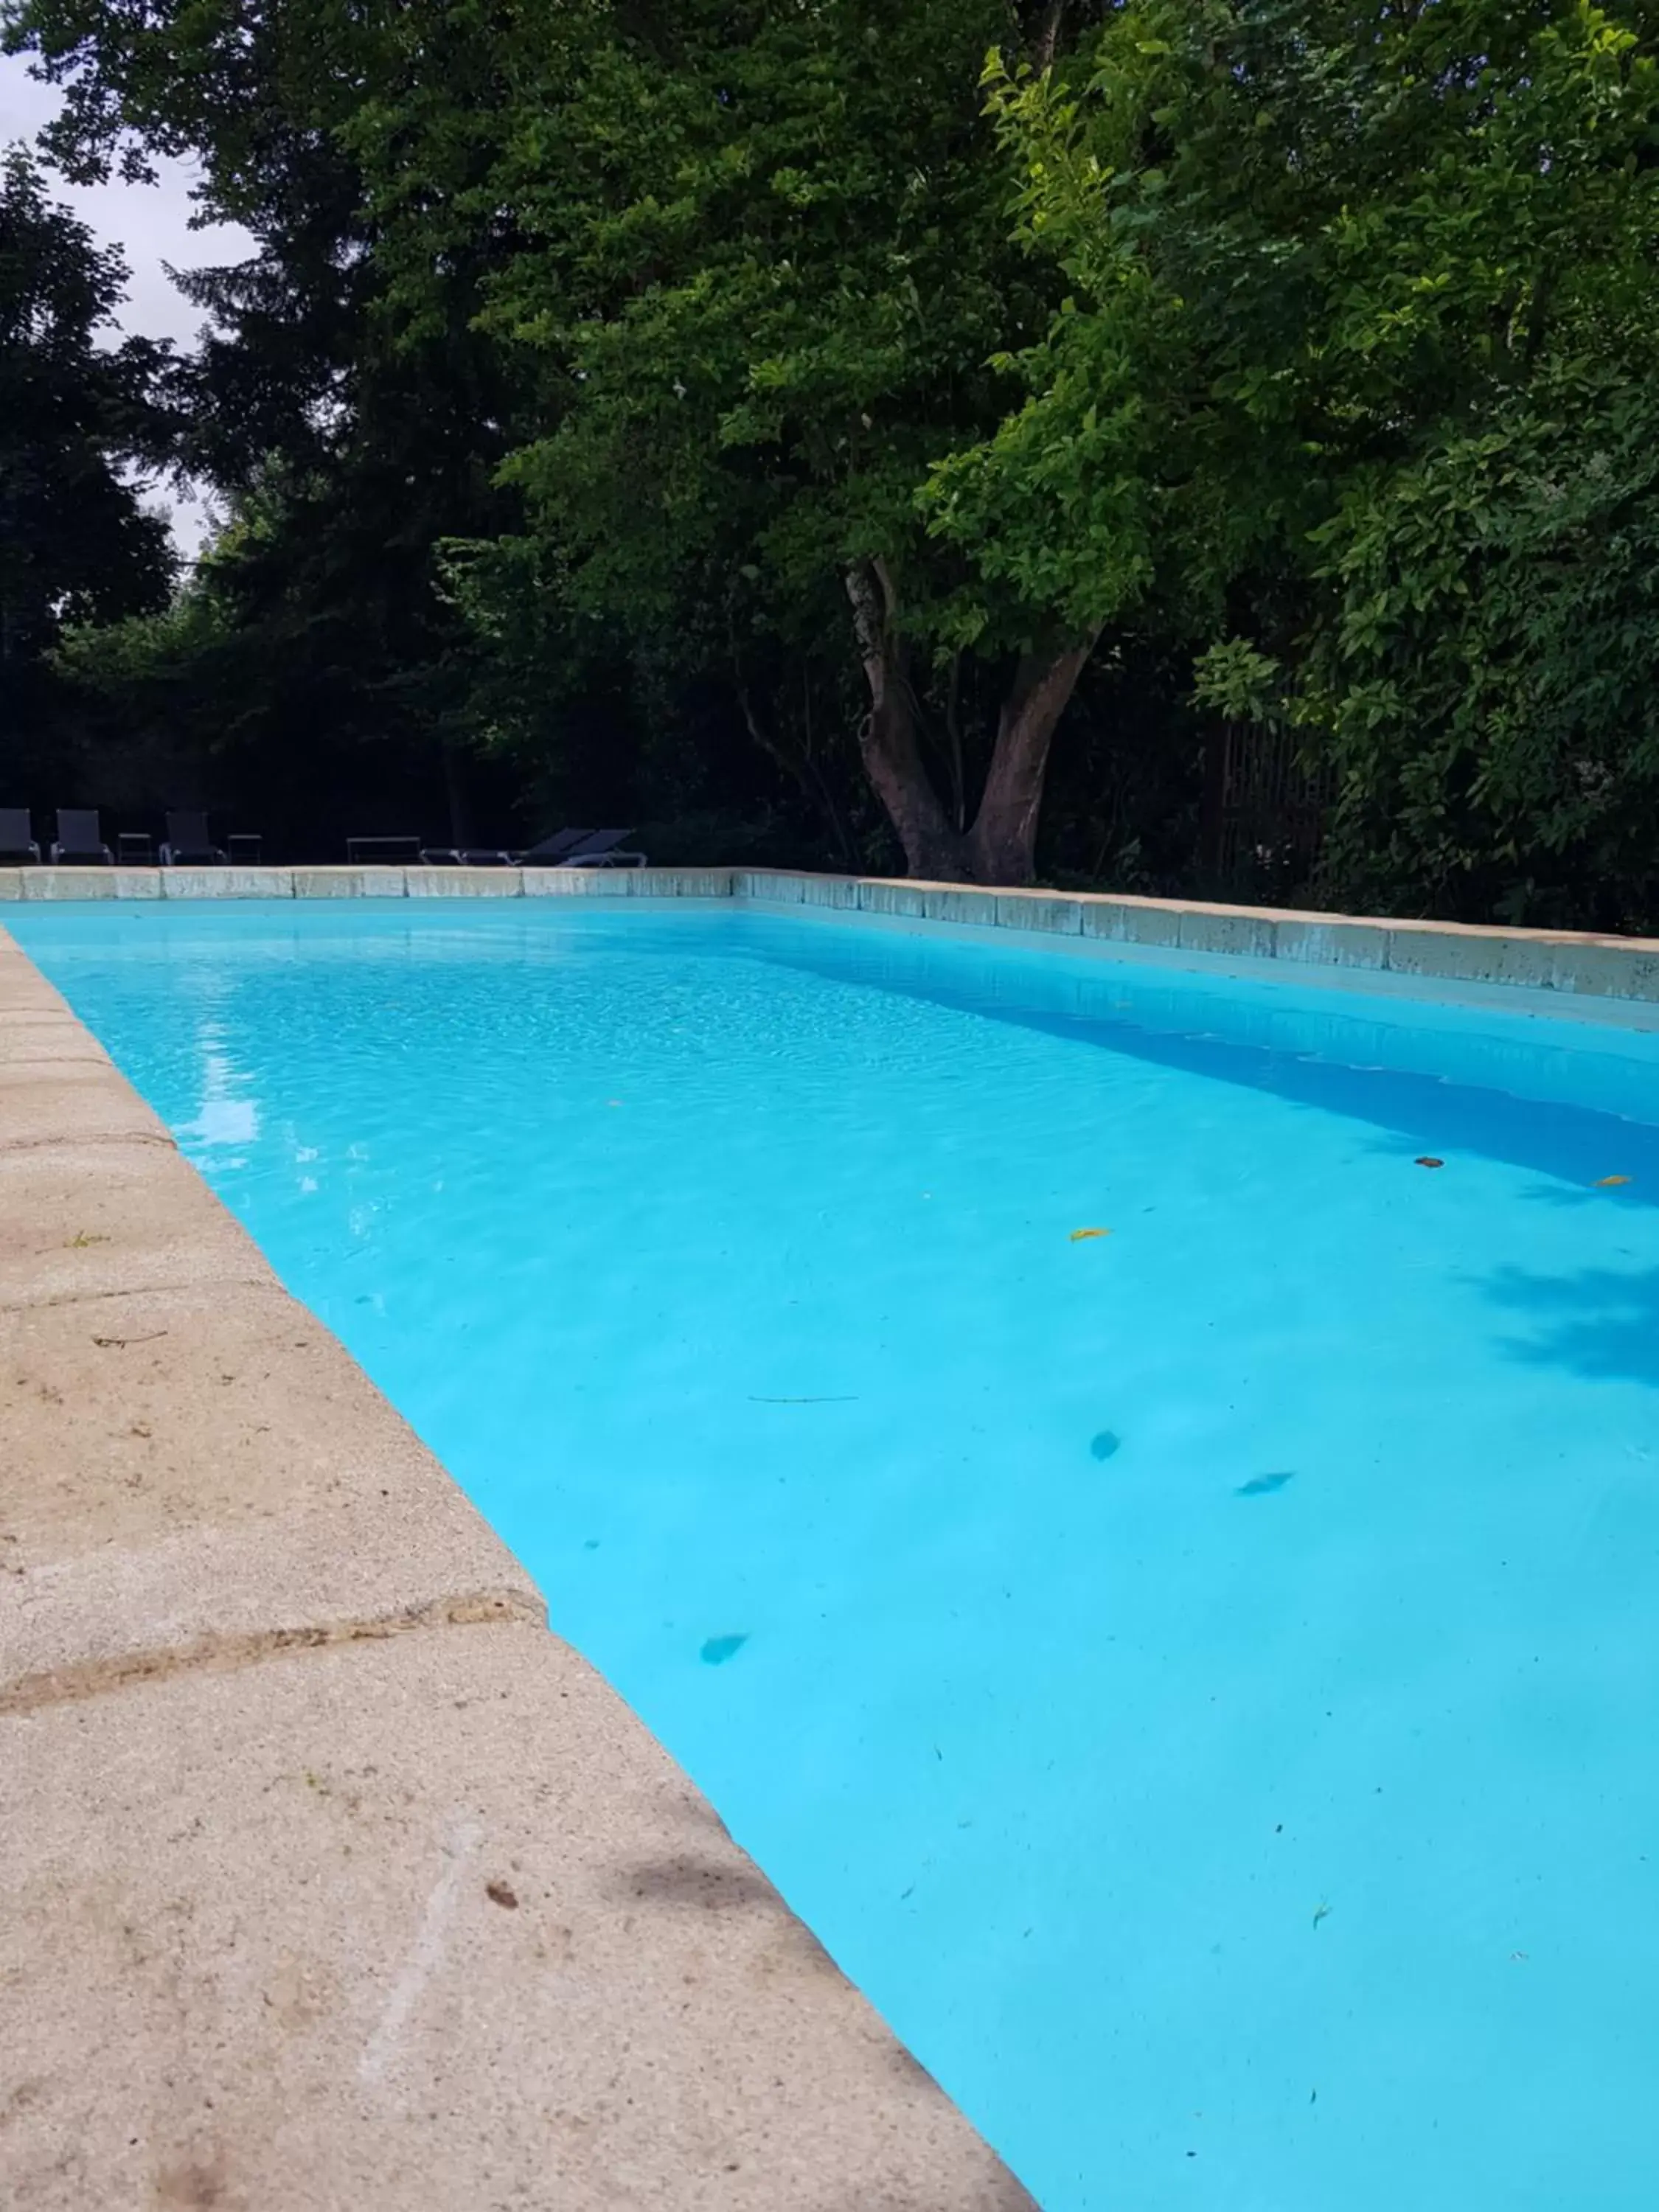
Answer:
[13,897,1659,2210]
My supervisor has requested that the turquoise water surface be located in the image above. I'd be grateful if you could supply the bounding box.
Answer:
[13,897,1659,2210]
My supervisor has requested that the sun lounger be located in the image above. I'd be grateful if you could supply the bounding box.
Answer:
[49,810,112,864]
[518,827,647,868]
[161,810,226,865]
[0,808,39,864]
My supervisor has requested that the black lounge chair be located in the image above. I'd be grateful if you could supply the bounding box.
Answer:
[50,809,112,864]
[161,810,226,866]
[518,827,647,869]
[0,808,39,864]
[564,827,647,868]
[514,826,595,866]
[416,845,515,865]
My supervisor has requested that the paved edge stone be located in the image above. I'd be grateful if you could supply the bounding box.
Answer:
[2,1627,1037,2211]
[0,925,1036,2212]
[3,864,1658,1000]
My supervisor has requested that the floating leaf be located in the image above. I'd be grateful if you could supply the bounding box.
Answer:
[1596,1175,1632,1187]
[1070,1226,1111,1242]
[1237,1470,1295,1497]
[1414,1156,1444,1169]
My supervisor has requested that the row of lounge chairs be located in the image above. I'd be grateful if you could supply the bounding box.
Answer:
[0,810,252,866]
[344,828,646,867]
[0,814,647,869]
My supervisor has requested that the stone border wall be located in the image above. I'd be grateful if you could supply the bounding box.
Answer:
[4,861,1658,1003]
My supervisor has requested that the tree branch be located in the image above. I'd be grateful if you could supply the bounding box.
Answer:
[1031,0,1068,71]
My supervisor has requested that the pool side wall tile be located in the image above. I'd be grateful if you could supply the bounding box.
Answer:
[738,869,855,908]
[1077,897,1180,947]
[798,872,860,907]
[405,866,525,899]
[162,866,296,899]
[1177,906,1279,959]
[855,877,999,928]
[630,867,735,898]
[995,891,1083,936]
[21,867,163,901]
[1382,922,1558,991]
[1550,940,1659,999]
[291,866,407,898]
[521,868,636,897]
[0,871,19,901]
[732,868,800,902]
[1273,916,1391,969]
[919,887,998,928]
[18,869,111,902]
[857,879,929,920]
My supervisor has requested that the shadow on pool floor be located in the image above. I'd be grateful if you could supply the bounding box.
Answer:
[1482,1262,1659,1391]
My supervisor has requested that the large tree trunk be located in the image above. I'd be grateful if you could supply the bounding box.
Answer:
[844,560,970,879]
[844,560,1097,885]
[964,636,1099,886]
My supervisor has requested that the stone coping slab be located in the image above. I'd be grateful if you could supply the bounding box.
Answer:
[4,860,1658,1004]
[2,1630,1032,2212]
[0,928,1032,2210]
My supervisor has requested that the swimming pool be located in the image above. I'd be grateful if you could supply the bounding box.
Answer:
[12,897,1659,2211]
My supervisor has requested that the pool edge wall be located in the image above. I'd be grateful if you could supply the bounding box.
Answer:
[4,860,1658,1006]
[0,924,1036,2212]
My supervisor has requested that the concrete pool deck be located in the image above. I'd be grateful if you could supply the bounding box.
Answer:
[0,928,1034,2210]
[4,860,1659,1006]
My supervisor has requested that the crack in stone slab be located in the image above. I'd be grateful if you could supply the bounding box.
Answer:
[0,1052,111,1068]
[0,1275,279,1315]
[0,1590,547,1717]
[0,1129,178,1156]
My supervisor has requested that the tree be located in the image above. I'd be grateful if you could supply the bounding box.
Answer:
[13,0,1659,919]
[0,143,174,754]
[358,0,1113,882]
[931,0,1659,923]
[4,0,532,847]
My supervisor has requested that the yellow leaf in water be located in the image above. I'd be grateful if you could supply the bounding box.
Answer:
[1069,1227,1111,1242]
[1596,1175,1632,1187]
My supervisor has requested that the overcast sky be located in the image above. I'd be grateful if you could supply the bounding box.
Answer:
[1,49,256,557]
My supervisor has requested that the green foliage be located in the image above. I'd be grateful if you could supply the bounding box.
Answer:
[9,0,1659,912]
[342,0,1123,880]
[953,0,1659,920]
[445,1,1060,653]
[0,143,174,751]
[1304,372,1659,926]
[1192,641,1283,726]
[4,0,532,847]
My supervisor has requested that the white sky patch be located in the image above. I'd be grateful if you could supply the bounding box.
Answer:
[1,50,257,557]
